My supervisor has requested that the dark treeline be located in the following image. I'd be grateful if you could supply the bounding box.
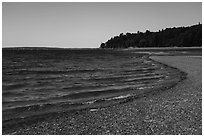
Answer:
[100,23,202,48]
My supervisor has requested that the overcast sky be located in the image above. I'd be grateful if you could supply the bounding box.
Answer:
[2,2,202,48]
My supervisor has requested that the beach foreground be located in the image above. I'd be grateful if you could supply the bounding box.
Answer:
[3,55,202,135]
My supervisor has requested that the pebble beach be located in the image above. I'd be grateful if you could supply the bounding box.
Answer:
[3,55,202,135]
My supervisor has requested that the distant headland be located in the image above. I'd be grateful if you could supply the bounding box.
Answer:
[100,23,202,49]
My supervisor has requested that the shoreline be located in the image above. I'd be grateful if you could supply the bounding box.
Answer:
[3,55,202,135]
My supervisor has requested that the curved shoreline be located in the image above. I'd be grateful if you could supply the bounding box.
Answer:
[3,55,201,135]
[3,56,184,126]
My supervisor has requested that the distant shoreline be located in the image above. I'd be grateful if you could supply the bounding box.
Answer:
[122,46,202,50]
[2,47,99,50]
[2,46,202,51]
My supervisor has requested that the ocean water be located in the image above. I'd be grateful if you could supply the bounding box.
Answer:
[2,48,184,123]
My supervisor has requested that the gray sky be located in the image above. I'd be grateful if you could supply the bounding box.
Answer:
[2,2,202,48]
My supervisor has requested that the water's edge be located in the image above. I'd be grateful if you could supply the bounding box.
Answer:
[2,55,187,133]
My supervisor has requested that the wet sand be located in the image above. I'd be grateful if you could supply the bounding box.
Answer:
[3,55,202,135]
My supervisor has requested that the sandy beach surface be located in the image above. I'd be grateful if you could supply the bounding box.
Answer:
[3,55,202,135]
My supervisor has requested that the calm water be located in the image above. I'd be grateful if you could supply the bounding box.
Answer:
[2,48,183,122]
